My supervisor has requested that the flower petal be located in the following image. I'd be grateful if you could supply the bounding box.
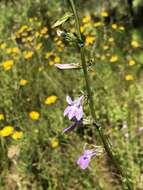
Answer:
[55,64,79,70]
[68,106,77,120]
[74,95,84,107]
[66,96,73,105]
[64,106,71,116]
[77,156,90,170]
[75,106,83,121]
[63,122,77,133]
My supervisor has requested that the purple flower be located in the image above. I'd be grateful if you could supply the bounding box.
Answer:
[64,95,84,121]
[55,63,80,70]
[77,149,96,170]
[63,119,82,133]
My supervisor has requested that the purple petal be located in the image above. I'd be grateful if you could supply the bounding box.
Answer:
[68,106,77,120]
[74,95,84,107]
[75,106,83,121]
[64,106,71,116]
[63,123,77,133]
[77,156,90,170]
[84,150,96,158]
[55,64,79,70]
[84,150,93,156]
[66,96,73,105]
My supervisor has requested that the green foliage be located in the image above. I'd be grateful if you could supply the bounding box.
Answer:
[0,0,143,190]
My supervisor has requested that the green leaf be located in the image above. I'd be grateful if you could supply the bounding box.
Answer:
[52,12,73,28]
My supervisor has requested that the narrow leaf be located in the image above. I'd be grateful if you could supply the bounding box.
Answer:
[52,12,73,28]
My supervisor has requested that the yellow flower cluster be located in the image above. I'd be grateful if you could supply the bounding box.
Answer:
[0,126,14,136]
[23,51,34,60]
[35,43,43,51]
[112,24,118,29]
[1,60,14,71]
[45,51,61,65]
[6,47,20,55]
[101,11,109,17]
[82,15,91,23]
[0,42,7,49]
[12,131,23,139]
[0,126,23,139]
[0,114,5,120]
[110,55,119,63]
[128,59,136,66]
[85,36,95,46]
[125,74,134,81]
[131,40,140,48]
[54,36,65,52]
[50,138,59,148]
[29,111,40,120]
[40,27,48,35]
[44,95,57,105]
[19,79,28,86]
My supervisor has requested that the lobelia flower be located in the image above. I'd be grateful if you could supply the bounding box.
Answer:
[64,95,84,121]
[63,95,84,133]
[77,149,96,170]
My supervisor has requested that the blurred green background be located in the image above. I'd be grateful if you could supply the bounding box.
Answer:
[0,0,143,189]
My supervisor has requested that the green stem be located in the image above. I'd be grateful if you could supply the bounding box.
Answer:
[68,0,133,189]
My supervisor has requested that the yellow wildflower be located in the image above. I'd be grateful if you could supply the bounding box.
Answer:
[108,37,114,42]
[0,114,4,120]
[101,11,109,17]
[49,60,54,65]
[56,40,62,46]
[50,138,59,148]
[21,32,28,37]
[85,36,95,46]
[131,40,140,48]
[54,56,61,63]
[40,27,48,34]
[18,25,28,34]
[0,43,7,49]
[26,36,33,42]
[28,18,34,23]
[23,51,34,59]
[112,24,118,29]
[12,131,23,140]
[94,22,102,27]
[44,95,57,105]
[83,23,92,29]
[35,31,40,38]
[12,47,20,54]
[29,111,40,120]
[0,126,14,137]
[80,26,85,33]
[82,16,91,23]
[125,74,134,81]
[2,60,14,70]
[128,60,136,66]
[110,55,119,63]
[35,43,43,50]
[19,79,28,86]
[45,52,53,59]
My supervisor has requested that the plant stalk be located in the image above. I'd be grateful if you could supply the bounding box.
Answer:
[68,0,133,189]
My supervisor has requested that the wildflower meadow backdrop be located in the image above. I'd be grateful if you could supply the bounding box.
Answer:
[0,0,143,189]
